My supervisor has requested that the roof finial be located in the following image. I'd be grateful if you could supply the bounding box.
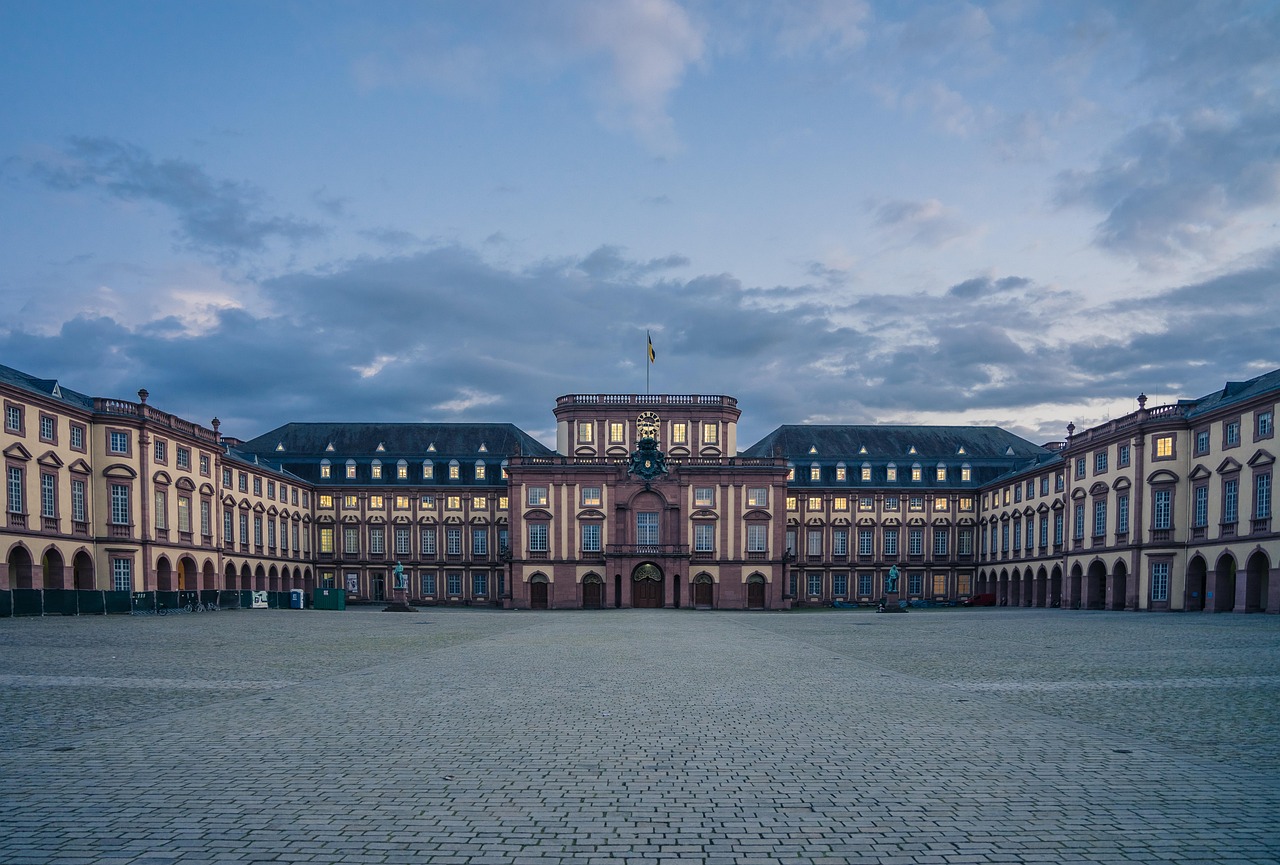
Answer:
[1066,422,1075,440]
[1137,392,1147,410]
[137,388,149,404]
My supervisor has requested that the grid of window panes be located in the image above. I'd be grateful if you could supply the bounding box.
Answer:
[908,572,923,595]
[528,523,549,552]
[1093,500,1107,537]
[1256,473,1272,519]
[472,573,487,596]
[1224,479,1239,523]
[112,558,131,592]
[582,523,602,552]
[446,572,462,595]
[1153,489,1172,530]
[693,523,714,552]
[421,571,437,595]
[746,524,767,552]
[883,528,898,557]
[858,573,873,596]
[110,483,129,524]
[806,572,822,596]
[1151,562,1170,601]
[833,573,848,596]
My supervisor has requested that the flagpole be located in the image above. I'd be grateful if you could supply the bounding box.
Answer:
[646,335,650,394]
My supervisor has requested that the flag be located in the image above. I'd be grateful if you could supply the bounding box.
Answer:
[647,331,656,363]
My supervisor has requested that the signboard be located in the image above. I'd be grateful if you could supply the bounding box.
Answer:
[251,591,268,609]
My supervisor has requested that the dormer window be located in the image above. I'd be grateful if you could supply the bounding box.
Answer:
[475,460,486,480]
[961,463,972,482]
[427,442,436,452]
[275,443,285,452]
[858,445,868,455]
[786,462,795,481]
[448,460,460,480]
[911,462,922,482]
[936,463,947,482]
[835,462,847,481]
[345,459,357,479]
[861,462,872,482]
[320,459,331,479]
[397,459,408,479]
[886,463,898,482]
[422,460,434,479]
[371,459,382,479]
[809,464,821,481]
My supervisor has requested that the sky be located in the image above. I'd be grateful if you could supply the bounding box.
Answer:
[2,0,1279,449]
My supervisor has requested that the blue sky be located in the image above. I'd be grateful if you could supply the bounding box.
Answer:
[2,0,1278,447]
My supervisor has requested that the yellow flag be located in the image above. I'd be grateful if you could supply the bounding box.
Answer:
[647,331,656,363]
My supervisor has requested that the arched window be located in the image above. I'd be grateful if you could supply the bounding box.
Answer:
[422,460,433,479]
[936,462,947,482]
[448,460,460,480]
[861,462,872,482]
[345,459,356,479]
[911,462,922,482]
[371,459,382,479]
[474,460,486,481]
[319,459,331,479]
[397,459,408,479]
[886,462,898,482]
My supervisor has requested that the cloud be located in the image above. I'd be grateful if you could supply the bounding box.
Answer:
[772,0,870,57]
[872,198,975,248]
[946,275,1031,300]
[1055,109,1280,263]
[29,138,324,260]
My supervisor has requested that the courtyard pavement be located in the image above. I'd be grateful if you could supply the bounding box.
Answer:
[1,606,1278,864]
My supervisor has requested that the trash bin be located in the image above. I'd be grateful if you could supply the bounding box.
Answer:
[312,588,346,611]
[289,589,305,609]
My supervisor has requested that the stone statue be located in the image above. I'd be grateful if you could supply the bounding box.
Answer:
[885,565,900,594]
[393,560,407,590]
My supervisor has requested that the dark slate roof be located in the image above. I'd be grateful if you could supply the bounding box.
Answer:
[1185,367,1280,419]
[0,363,95,410]
[742,425,1047,462]
[222,448,310,484]
[238,422,552,459]
[985,450,1066,485]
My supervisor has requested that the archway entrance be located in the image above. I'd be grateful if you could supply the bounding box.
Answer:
[371,572,385,602]
[73,551,95,590]
[1109,560,1128,610]
[631,563,663,608]
[42,548,65,589]
[582,574,603,609]
[530,574,549,609]
[747,573,766,610]
[1186,556,1207,611]
[1245,551,1270,612]
[693,573,713,608]
[1086,561,1107,609]
[1212,554,1236,612]
[156,557,174,592]
[1068,564,1082,609]
[1050,565,1062,607]
[178,557,197,591]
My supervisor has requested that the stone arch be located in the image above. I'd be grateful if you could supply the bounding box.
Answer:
[73,550,95,590]
[6,543,33,589]
[1035,565,1049,608]
[156,555,174,592]
[1009,567,1022,607]
[1212,552,1237,612]
[1244,549,1270,613]
[254,563,267,592]
[1109,558,1128,611]
[631,561,664,608]
[202,559,216,593]
[268,564,280,592]
[582,572,604,609]
[746,571,767,609]
[1085,559,1107,610]
[1049,564,1062,608]
[1068,562,1083,609]
[178,555,198,592]
[240,562,252,591]
[692,571,714,608]
[41,546,66,589]
[998,568,1009,605]
[1185,554,1208,612]
[529,571,550,609]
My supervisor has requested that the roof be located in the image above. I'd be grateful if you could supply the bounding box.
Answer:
[237,422,553,459]
[741,424,1047,462]
[1185,367,1280,419]
[0,363,95,411]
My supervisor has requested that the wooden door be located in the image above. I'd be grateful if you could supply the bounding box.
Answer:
[530,580,548,609]
[694,579,713,607]
[747,579,765,609]
[633,578,662,608]
[582,579,603,609]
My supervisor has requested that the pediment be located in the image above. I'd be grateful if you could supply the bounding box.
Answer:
[524,508,553,521]
[1247,448,1275,468]
[1217,457,1243,475]
[1036,502,1050,514]
[3,442,32,461]
[1187,464,1212,481]
[103,463,137,479]
[1113,476,1132,490]
[690,509,717,520]
[742,508,771,521]
[1146,469,1179,485]
[175,476,196,491]
[198,482,215,496]
[1071,487,1087,500]
[69,458,92,475]
[152,470,171,485]
[578,508,608,520]
[1089,481,1110,497]
[36,450,64,469]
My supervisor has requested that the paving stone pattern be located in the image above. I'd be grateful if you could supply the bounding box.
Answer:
[1,608,1278,864]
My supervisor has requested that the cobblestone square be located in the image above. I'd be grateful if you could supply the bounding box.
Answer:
[1,608,1278,864]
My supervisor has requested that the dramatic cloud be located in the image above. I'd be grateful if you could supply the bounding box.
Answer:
[29,138,325,260]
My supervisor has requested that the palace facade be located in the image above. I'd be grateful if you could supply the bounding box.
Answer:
[2,361,1277,614]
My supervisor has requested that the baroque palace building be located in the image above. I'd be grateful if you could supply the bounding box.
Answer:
[1,360,1277,615]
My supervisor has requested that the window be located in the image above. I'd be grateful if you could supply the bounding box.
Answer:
[933,496,948,511]
[886,464,897,482]
[112,558,132,592]
[177,495,191,533]
[200,500,210,538]
[958,528,973,556]
[71,479,86,522]
[580,487,602,507]
[267,519,276,549]
[1194,486,1208,527]
[254,517,263,547]
[936,465,946,482]
[1195,430,1210,455]
[267,480,275,499]
[809,464,821,481]
[908,496,923,511]
[1154,435,1174,459]
[224,510,233,545]
[836,464,848,481]
[421,494,435,508]
[472,528,488,557]
[320,460,331,479]
[1001,522,1010,551]
[346,461,357,479]
[446,495,461,510]
[702,423,718,445]
[1259,410,1274,439]
[857,529,873,557]
[1093,500,1107,537]
[1153,489,1172,530]
[527,486,548,506]
[39,415,55,442]
[1014,485,1022,504]
[804,496,820,510]
[70,424,85,451]
[5,404,23,433]
[237,472,248,493]
[366,527,383,555]
[933,530,948,557]
[446,527,462,556]
[786,496,797,511]
[1075,458,1086,479]
[833,529,848,557]
[1039,476,1049,496]
[609,422,625,444]
[694,523,714,553]
[420,571,437,595]
[747,487,768,507]
[908,528,923,556]
[746,524,767,553]
[395,495,410,510]
[833,573,848,597]
[694,487,714,507]
[320,527,334,553]
[528,523,549,552]
[1054,512,1063,545]
[1224,478,1239,524]
[961,464,972,482]
[1024,479,1035,498]
[578,422,594,444]
[471,495,486,510]
[671,422,687,445]
[421,528,436,556]
[253,477,262,496]
[342,494,357,508]
[1012,520,1021,552]
[911,463,922,482]
[240,513,249,547]
[858,496,873,512]
[884,496,899,511]
[636,512,659,545]
[1055,472,1064,492]
[806,572,822,597]
[499,496,508,510]
[474,461,486,480]
[109,430,128,454]
[1151,562,1170,602]
[834,496,849,511]
[1095,451,1108,474]
[908,572,923,596]
[39,473,55,518]
[858,573,873,596]
[1226,420,1241,447]
[397,460,408,479]
[1073,504,1084,540]
[883,528,898,556]
[582,523,602,553]
[447,573,462,596]
[1117,494,1130,535]
[318,494,333,509]
[472,573,488,597]
[959,496,973,512]
[110,483,130,525]
[806,530,822,557]
[422,460,433,479]
[176,447,190,470]
[1255,472,1272,519]
[343,525,358,553]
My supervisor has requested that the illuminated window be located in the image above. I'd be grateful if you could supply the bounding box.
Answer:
[809,464,821,481]
[833,496,848,511]
[835,463,847,481]
[807,496,822,510]
[934,496,948,511]
[475,461,486,480]
[671,422,687,445]
[422,460,434,479]
[447,495,461,510]
[320,460,331,478]
[961,464,971,482]
[343,495,357,508]
[959,496,973,512]
[371,460,382,479]
[319,494,333,508]
[527,486,548,506]
[397,460,408,479]
[747,487,768,507]
[702,423,718,445]
[578,423,594,444]
[581,486,602,507]
[472,495,487,509]
[1155,435,1174,458]
[370,495,384,509]
[609,422,625,443]
[499,496,508,510]
[395,495,410,509]
[786,496,797,511]
[345,460,356,479]
[861,463,872,481]
[911,463,922,482]
[886,463,897,482]
[935,464,946,482]
[448,460,460,480]
[786,463,795,481]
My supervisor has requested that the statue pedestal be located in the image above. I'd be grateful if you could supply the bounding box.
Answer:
[383,588,417,613]
[879,591,907,613]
